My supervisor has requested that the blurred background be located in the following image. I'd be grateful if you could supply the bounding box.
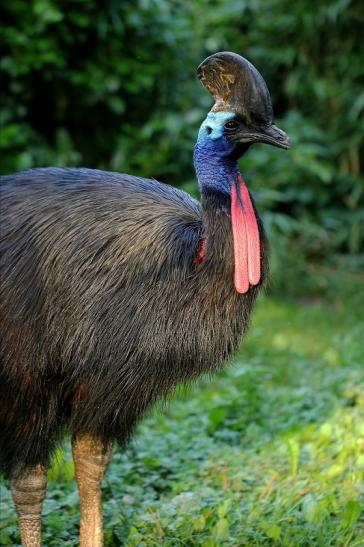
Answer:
[1,0,363,298]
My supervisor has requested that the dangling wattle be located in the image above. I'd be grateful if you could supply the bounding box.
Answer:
[193,111,262,293]
[193,169,261,294]
[231,174,261,293]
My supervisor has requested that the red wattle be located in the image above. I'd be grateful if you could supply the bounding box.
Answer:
[231,175,261,293]
[231,182,249,293]
[193,236,208,264]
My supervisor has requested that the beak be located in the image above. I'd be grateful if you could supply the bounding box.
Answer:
[239,123,291,150]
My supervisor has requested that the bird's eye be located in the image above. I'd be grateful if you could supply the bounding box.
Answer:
[224,120,240,131]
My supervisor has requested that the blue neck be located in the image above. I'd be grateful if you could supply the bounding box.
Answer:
[194,143,238,196]
[193,112,239,197]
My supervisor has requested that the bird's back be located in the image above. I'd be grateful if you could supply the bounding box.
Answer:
[0,167,202,313]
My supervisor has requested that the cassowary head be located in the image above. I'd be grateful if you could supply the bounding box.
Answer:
[196,51,290,159]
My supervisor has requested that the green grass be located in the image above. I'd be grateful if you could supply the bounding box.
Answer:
[1,285,363,546]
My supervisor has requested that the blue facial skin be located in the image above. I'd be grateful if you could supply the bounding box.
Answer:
[194,111,239,196]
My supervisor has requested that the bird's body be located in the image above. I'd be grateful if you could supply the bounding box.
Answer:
[0,52,289,546]
[0,166,266,475]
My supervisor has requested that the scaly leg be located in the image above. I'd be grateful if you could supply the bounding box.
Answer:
[10,464,47,547]
[72,434,112,547]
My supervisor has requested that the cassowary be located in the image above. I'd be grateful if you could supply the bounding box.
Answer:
[0,52,289,546]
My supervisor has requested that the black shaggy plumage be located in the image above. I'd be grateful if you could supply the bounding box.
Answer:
[0,167,267,476]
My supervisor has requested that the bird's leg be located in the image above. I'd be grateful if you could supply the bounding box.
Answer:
[10,464,47,547]
[72,434,112,547]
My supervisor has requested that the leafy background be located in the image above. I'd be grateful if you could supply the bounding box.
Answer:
[1,0,364,545]
[1,0,363,290]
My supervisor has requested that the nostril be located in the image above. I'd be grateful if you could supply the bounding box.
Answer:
[206,126,212,135]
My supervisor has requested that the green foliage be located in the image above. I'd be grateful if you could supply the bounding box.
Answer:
[0,4,363,543]
[1,285,363,545]
[1,0,363,276]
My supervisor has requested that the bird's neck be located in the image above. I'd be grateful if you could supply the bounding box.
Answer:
[193,140,263,295]
[194,141,239,199]
[193,142,239,271]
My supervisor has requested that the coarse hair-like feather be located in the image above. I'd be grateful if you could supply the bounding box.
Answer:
[0,167,267,475]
